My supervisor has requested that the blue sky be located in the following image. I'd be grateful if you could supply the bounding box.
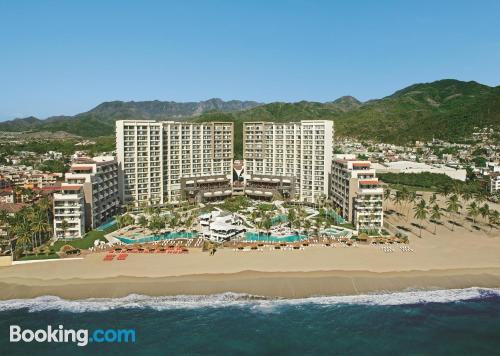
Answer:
[0,0,499,120]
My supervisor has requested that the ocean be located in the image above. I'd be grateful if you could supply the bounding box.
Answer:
[1,288,500,355]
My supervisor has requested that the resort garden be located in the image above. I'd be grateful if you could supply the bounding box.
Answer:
[383,181,499,238]
[1,181,498,262]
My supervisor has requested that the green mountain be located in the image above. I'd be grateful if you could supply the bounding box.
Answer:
[0,80,498,151]
[0,98,262,136]
[192,80,500,153]
[334,79,500,143]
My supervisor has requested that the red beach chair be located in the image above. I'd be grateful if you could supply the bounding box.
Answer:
[117,253,128,260]
[103,254,115,261]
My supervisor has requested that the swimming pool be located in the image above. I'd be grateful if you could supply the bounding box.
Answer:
[96,219,117,232]
[243,232,307,243]
[116,231,197,244]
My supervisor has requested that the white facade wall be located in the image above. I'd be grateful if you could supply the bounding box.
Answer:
[116,120,233,205]
[53,184,86,239]
[330,159,384,231]
[64,157,120,229]
[243,120,333,203]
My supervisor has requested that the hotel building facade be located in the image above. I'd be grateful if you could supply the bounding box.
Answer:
[329,156,384,231]
[53,184,86,239]
[53,156,120,238]
[116,120,234,205]
[243,120,334,203]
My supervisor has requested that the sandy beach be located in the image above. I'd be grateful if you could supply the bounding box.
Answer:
[1,228,500,299]
[1,191,499,300]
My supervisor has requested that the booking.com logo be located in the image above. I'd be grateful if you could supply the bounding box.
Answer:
[10,325,136,347]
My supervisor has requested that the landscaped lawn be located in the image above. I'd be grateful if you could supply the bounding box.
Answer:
[339,222,355,229]
[52,230,107,251]
[19,253,60,261]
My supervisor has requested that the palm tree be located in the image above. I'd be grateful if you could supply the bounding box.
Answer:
[304,219,312,235]
[466,202,479,224]
[263,216,272,235]
[37,197,53,237]
[479,204,490,223]
[451,182,462,197]
[148,214,164,236]
[15,228,32,253]
[383,188,392,211]
[115,214,125,228]
[438,184,451,199]
[60,219,70,238]
[393,190,404,215]
[474,191,487,206]
[406,191,417,219]
[446,195,462,231]
[461,188,473,204]
[488,210,499,231]
[31,210,49,247]
[429,193,437,206]
[122,214,134,227]
[413,199,428,237]
[138,215,148,228]
[430,204,442,235]
[287,208,296,229]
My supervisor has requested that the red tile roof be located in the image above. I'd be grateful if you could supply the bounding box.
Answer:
[0,203,28,213]
[359,179,379,184]
[61,185,83,191]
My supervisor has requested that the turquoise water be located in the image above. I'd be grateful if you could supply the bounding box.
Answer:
[96,219,116,232]
[1,289,500,355]
[244,232,306,243]
[117,232,197,244]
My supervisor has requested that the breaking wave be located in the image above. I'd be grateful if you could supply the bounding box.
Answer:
[1,288,499,313]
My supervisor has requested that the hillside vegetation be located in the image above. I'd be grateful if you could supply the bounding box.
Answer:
[0,80,498,155]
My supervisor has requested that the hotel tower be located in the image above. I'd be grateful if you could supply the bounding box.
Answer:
[116,120,234,205]
[243,120,334,203]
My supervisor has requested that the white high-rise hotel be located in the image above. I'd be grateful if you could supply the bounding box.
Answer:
[243,120,334,203]
[116,120,233,205]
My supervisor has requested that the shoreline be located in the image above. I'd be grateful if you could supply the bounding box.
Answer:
[2,268,500,300]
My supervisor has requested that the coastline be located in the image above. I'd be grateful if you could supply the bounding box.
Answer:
[2,268,500,300]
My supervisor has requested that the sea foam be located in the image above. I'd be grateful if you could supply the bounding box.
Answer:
[0,288,499,313]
